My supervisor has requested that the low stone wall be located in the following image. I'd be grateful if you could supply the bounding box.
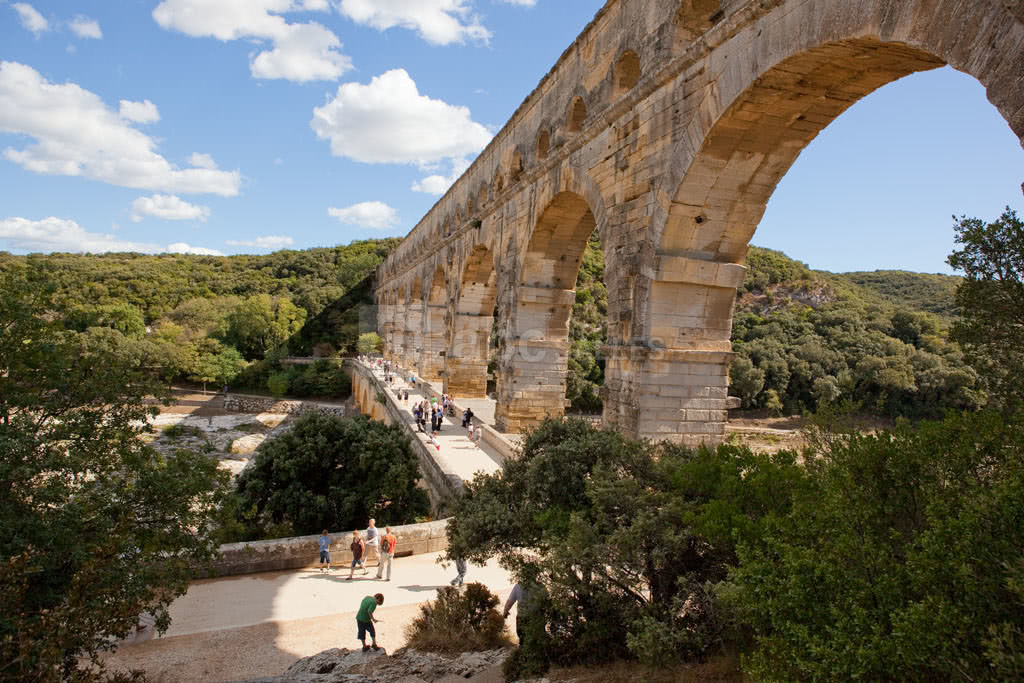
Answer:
[223,395,347,417]
[198,519,450,578]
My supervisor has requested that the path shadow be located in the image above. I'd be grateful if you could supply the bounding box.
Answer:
[397,585,449,593]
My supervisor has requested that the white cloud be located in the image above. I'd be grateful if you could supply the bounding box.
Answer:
[131,194,210,222]
[339,0,490,45]
[69,16,102,39]
[13,3,49,35]
[189,152,218,169]
[328,202,399,229]
[311,69,491,191]
[153,0,352,83]
[411,156,471,195]
[167,242,223,255]
[119,99,160,124]
[0,61,240,196]
[225,235,295,249]
[0,216,222,255]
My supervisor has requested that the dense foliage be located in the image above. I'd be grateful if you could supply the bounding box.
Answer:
[447,414,1024,681]
[0,239,395,398]
[223,414,430,541]
[732,410,1024,680]
[947,207,1024,409]
[0,270,227,681]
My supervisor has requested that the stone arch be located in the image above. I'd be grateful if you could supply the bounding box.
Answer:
[478,183,488,210]
[628,0,1024,446]
[493,170,505,194]
[613,49,641,96]
[537,129,551,160]
[495,191,599,432]
[446,243,498,398]
[567,96,587,133]
[420,266,448,381]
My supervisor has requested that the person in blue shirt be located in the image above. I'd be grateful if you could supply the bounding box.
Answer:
[317,529,332,572]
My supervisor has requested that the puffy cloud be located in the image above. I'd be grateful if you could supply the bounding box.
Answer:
[225,235,295,249]
[13,3,49,35]
[311,69,490,190]
[412,156,471,195]
[0,61,240,196]
[339,0,490,45]
[167,242,223,255]
[0,216,222,255]
[69,16,102,39]
[153,0,352,83]
[130,194,211,222]
[328,202,399,229]
[119,99,160,124]
[188,152,218,169]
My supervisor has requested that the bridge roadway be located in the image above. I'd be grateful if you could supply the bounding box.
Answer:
[361,359,507,483]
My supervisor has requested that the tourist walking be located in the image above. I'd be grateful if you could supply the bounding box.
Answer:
[364,519,380,568]
[347,530,366,579]
[462,406,474,429]
[356,593,385,651]
[504,583,535,642]
[376,526,397,581]
[317,529,332,572]
[451,557,467,586]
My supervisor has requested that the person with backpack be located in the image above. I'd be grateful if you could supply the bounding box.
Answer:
[376,526,397,581]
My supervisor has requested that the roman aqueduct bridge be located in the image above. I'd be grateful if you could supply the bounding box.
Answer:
[375,0,1024,445]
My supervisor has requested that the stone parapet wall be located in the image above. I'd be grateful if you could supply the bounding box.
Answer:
[224,395,347,417]
[197,519,450,578]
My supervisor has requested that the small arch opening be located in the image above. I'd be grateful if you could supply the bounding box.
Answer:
[568,97,587,133]
[510,150,524,181]
[614,50,641,95]
[537,130,551,159]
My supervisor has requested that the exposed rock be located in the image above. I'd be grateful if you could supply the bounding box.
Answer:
[232,648,510,683]
[230,434,266,454]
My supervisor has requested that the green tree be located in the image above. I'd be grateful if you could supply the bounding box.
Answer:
[224,294,307,360]
[356,332,382,355]
[190,338,247,392]
[0,269,226,681]
[446,419,804,672]
[731,410,1024,681]
[947,207,1024,408]
[230,414,430,539]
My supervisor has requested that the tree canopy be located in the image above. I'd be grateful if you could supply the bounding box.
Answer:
[0,269,227,681]
[947,207,1024,408]
[226,414,430,540]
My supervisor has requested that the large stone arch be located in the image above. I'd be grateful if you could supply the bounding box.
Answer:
[494,190,600,432]
[446,243,498,398]
[623,0,1024,445]
[421,266,448,381]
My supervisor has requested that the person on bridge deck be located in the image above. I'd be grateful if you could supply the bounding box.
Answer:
[376,526,397,581]
[347,530,366,579]
[462,407,474,429]
[364,518,380,567]
[317,529,332,572]
[451,557,467,586]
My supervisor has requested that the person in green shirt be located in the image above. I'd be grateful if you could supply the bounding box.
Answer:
[356,593,384,651]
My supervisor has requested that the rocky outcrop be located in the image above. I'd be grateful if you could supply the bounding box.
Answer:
[230,434,267,454]
[234,647,510,682]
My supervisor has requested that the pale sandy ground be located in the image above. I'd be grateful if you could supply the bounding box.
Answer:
[102,552,516,683]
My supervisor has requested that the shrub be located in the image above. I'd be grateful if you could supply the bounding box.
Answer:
[405,584,511,654]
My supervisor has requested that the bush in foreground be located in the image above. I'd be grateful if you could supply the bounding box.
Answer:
[405,584,511,654]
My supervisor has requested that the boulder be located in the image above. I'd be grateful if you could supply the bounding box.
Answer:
[230,434,266,454]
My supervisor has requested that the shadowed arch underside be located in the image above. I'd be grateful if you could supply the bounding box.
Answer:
[421,267,447,381]
[446,244,498,398]
[496,191,597,432]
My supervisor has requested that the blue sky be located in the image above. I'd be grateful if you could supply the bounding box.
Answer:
[1,1,1021,274]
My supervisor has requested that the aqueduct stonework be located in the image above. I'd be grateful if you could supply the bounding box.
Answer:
[375,0,1024,445]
